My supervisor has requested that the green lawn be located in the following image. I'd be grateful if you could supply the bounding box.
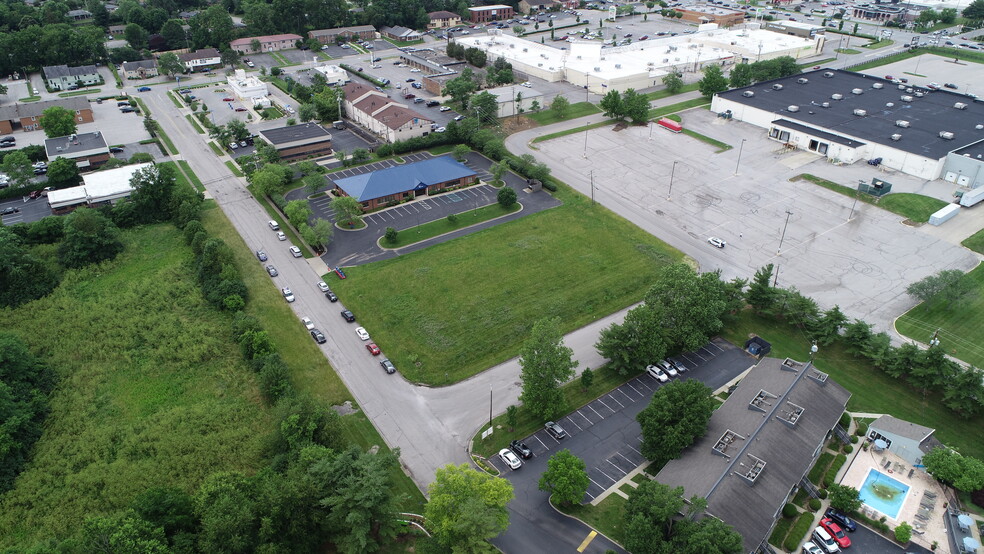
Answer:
[795,174,946,223]
[644,83,700,101]
[836,48,862,55]
[382,202,520,248]
[225,160,244,176]
[896,264,984,370]
[961,228,984,254]
[332,185,683,386]
[0,225,276,547]
[185,114,205,134]
[646,97,711,120]
[527,102,602,125]
[208,141,224,156]
[721,310,984,460]
[862,39,894,49]
[261,106,283,120]
[800,58,836,68]
[167,90,184,108]
[177,160,205,192]
[155,124,178,155]
[57,88,100,97]
[132,96,151,116]
[532,119,617,143]
[681,128,732,152]
[557,494,627,545]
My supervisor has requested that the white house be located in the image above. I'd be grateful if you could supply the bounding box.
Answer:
[227,69,270,107]
[314,64,350,86]
[867,415,938,466]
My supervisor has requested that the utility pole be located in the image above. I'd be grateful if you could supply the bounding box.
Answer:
[734,138,746,175]
[849,180,863,220]
[777,209,793,256]
[489,383,493,428]
[667,160,677,200]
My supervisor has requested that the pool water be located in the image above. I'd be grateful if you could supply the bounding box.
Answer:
[859,468,910,520]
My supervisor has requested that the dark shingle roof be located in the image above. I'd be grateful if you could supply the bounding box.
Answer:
[43,64,99,79]
[870,415,934,442]
[259,123,332,146]
[332,156,475,201]
[121,59,158,71]
[0,97,90,121]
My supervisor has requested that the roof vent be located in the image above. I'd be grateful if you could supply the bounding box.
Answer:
[852,88,864,95]
[773,84,784,90]
[823,71,834,78]
[594,66,601,72]
[853,109,867,116]
[712,429,746,458]
[891,133,902,141]
[872,82,884,89]
[776,401,805,428]
[742,90,755,97]
[901,95,913,102]
[614,63,621,69]
[831,93,843,100]
[797,78,808,84]
[940,131,955,140]
[976,124,984,130]
[781,358,803,372]
[788,105,799,112]
[749,389,778,413]
[821,102,830,108]
[954,102,968,110]
[809,368,829,385]
[896,120,910,127]
[737,453,767,486]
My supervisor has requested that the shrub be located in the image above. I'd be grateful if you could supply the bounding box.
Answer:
[850,435,859,444]
[856,421,869,436]
[447,213,458,224]
[825,454,847,485]
[384,227,398,243]
[783,513,816,552]
[782,503,798,518]
[809,498,822,512]
[818,488,828,500]
[844,444,854,454]
[895,521,912,544]
[839,412,851,428]
[497,186,517,208]
[808,452,835,484]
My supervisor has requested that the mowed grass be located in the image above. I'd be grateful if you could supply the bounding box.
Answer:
[721,310,984,460]
[878,193,948,223]
[558,493,627,544]
[896,264,984,370]
[961,228,984,254]
[0,224,275,547]
[332,186,683,385]
[382,202,520,248]
[527,102,602,125]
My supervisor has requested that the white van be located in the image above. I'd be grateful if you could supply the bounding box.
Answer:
[811,527,840,553]
[268,220,280,231]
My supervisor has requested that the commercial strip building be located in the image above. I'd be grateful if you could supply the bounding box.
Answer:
[342,82,434,143]
[308,25,377,44]
[656,357,851,554]
[762,20,826,39]
[0,97,93,134]
[710,68,984,181]
[460,27,818,93]
[226,69,270,107]
[468,4,514,23]
[258,123,333,161]
[179,48,222,72]
[47,162,153,214]
[121,59,159,80]
[380,26,423,41]
[331,156,477,211]
[42,64,100,90]
[44,131,110,171]
[675,4,747,26]
[229,34,303,54]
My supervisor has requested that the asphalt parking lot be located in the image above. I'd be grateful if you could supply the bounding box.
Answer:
[0,195,52,226]
[328,127,372,153]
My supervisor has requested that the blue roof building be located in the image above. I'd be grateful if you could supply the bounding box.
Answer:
[332,156,477,210]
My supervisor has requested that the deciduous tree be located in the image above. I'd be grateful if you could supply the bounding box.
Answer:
[425,464,514,552]
[0,151,34,190]
[539,449,590,506]
[497,186,517,208]
[662,71,684,93]
[519,317,578,420]
[637,380,715,465]
[39,105,77,137]
[599,89,623,118]
[550,94,571,120]
[622,88,650,123]
[698,64,728,99]
[331,196,364,227]
[158,52,183,77]
[57,207,125,268]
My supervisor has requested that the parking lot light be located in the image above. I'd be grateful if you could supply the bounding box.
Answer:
[734,138,746,175]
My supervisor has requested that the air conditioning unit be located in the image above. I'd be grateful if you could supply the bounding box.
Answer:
[852,88,864,95]
[788,105,799,112]
[900,95,913,102]
[891,134,902,141]
[872,82,884,89]
[831,93,843,100]
[742,90,755,97]
[594,67,601,71]
[823,71,834,78]
[886,102,894,107]
[954,102,968,109]
[773,84,784,90]
[821,102,830,108]
[896,120,910,127]
[977,124,984,130]
[797,78,809,84]
[940,131,955,140]
[853,109,867,116]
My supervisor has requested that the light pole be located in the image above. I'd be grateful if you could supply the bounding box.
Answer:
[582,74,590,158]
[849,179,863,220]
[667,160,678,200]
[590,170,595,204]
[649,120,654,140]
[810,341,818,362]
[777,209,792,256]
[734,138,746,175]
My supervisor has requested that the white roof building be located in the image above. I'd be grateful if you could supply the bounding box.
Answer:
[48,163,153,212]
[227,69,270,107]
[314,64,350,86]
[484,85,546,118]
[460,26,819,93]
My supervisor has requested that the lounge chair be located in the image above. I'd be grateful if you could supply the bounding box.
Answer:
[918,507,932,519]
[921,499,935,509]
[925,491,938,499]
[915,512,929,521]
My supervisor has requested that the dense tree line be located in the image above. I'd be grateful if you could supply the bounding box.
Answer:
[0,24,107,75]
[0,333,55,495]
[726,56,801,89]
[624,481,743,554]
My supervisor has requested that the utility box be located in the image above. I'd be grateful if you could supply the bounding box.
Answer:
[929,203,960,226]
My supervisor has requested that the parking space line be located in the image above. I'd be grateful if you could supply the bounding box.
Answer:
[634,378,653,392]
[615,388,636,403]
[587,404,605,419]
[689,350,708,362]
[596,468,617,483]
[606,393,625,409]
[532,435,548,450]
[587,476,606,489]
[596,398,615,413]
[616,452,636,466]
[607,460,627,476]
[705,341,725,352]
[582,490,596,501]
[565,417,582,432]
[626,444,643,456]
[576,410,592,425]
[625,383,644,397]
[699,346,715,357]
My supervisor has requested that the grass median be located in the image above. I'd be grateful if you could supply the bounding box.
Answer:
[225,160,244,176]
[381,201,520,248]
[793,174,946,223]
[185,114,205,134]
[527,102,602,125]
[556,494,627,545]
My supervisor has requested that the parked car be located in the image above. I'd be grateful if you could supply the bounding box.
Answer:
[109,146,125,153]
[944,82,958,89]
[499,448,522,470]
[282,287,295,302]
[365,343,381,355]
[317,281,330,293]
[439,106,451,112]
[801,543,823,554]
[544,421,567,439]
[356,326,370,341]
[510,440,533,459]
[341,310,356,322]
[819,518,850,548]
[380,358,396,374]
[823,509,856,532]
[301,317,315,330]
[669,358,688,373]
[222,97,234,101]
[235,107,248,112]
[426,100,440,107]
[289,246,302,258]
[136,86,151,92]
[646,364,669,382]
[707,236,726,248]
[453,115,465,121]
[659,359,678,377]
[811,527,840,553]
[311,329,326,343]
[1,206,20,215]
[435,127,446,133]
[266,264,278,276]
[325,290,338,302]
[277,231,286,241]
[256,250,268,261]
[33,167,46,175]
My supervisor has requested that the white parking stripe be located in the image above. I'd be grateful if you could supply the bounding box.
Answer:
[565,417,582,431]
[596,398,614,413]
[706,341,725,352]
[607,460,627,476]
[699,346,715,357]
[533,435,549,449]
[583,490,596,500]
[577,410,592,425]
[616,452,635,465]
[627,445,643,456]
[616,388,636,402]
[607,393,625,409]
[588,476,606,489]
[626,383,644,396]
[689,350,708,362]
[588,404,605,419]
[596,468,617,483]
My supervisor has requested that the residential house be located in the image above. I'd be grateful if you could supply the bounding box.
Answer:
[229,34,303,54]
[66,9,92,20]
[108,24,127,36]
[43,131,111,172]
[178,48,222,71]
[380,26,423,41]
[42,65,101,90]
[332,156,476,211]
[428,11,462,29]
[468,5,514,22]
[258,123,333,161]
[0,97,93,135]
[121,59,159,80]
[308,25,376,44]
[867,415,940,466]
[342,82,433,143]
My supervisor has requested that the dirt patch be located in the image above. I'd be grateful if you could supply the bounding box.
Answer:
[612,122,628,132]
[331,400,360,416]
[501,115,538,134]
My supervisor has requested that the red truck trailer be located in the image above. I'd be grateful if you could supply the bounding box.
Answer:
[657,118,683,133]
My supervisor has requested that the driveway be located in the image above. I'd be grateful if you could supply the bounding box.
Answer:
[487,340,753,553]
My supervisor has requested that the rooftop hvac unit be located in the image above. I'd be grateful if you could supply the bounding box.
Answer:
[742,90,755,97]
[872,82,884,89]
[788,105,799,112]
[954,102,968,109]
[853,109,867,116]
[594,67,601,72]
[797,78,809,84]
[615,64,621,69]
[852,88,864,95]
[821,102,830,108]
[896,120,910,127]
[901,95,913,102]
[823,71,834,78]
[940,131,955,139]
[522,48,528,52]
[538,63,543,67]
[663,58,669,63]
[891,134,902,141]
[773,84,784,90]
[831,93,843,100]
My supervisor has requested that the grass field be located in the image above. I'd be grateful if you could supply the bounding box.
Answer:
[225,160,245,176]
[332,186,683,386]
[862,39,894,49]
[848,46,984,72]
[721,310,984,460]
[0,225,276,547]
[58,88,100,97]
[208,141,224,156]
[896,264,984,370]
[836,48,862,55]
[962,228,984,254]
[382,202,520,248]
[795,174,946,222]
[646,97,711,120]
[527,102,602,125]
[557,494,627,545]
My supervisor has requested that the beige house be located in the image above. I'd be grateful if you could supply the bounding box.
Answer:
[121,59,159,80]
[342,82,433,143]
[428,11,462,29]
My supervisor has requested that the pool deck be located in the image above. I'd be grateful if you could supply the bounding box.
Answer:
[841,444,948,550]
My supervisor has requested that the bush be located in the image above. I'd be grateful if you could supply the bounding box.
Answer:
[839,412,851,428]
[825,454,848,485]
[384,226,398,243]
[808,452,835,484]
[844,444,854,454]
[818,488,828,500]
[497,186,517,208]
[895,521,912,544]
[447,213,458,224]
[850,435,859,444]
[856,421,869,436]
[782,503,798,518]
[809,498,822,512]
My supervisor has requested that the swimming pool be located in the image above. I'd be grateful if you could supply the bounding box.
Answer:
[859,468,910,520]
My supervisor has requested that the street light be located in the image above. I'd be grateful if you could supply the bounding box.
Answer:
[667,160,678,200]
[777,209,793,256]
[849,179,863,220]
[734,138,746,175]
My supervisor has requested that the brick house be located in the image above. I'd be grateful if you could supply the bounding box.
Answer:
[309,25,377,44]
[0,97,93,134]
[342,82,433,143]
[332,156,477,211]
[229,34,303,54]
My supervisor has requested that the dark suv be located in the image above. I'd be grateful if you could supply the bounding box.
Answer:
[823,508,856,532]
[544,421,567,440]
[510,440,533,459]
[340,310,355,322]
[310,329,326,344]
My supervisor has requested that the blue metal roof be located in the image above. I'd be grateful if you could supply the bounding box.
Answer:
[333,156,477,202]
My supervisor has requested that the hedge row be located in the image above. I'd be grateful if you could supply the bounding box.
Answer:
[808,452,835,484]
[823,454,848,488]
[784,512,817,552]
[769,515,795,547]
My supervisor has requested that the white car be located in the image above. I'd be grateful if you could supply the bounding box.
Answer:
[521,81,532,88]
[659,360,678,377]
[453,115,465,121]
[32,161,47,169]
[499,448,522,470]
[289,246,302,258]
[802,542,823,554]
[317,281,330,293]
[301,317,314,330]
[707,236,726,248]
[282,287,295,303]
[356,326,370,341]
[646,364,669,383]
[410,68,421,73]
[435,127,446,133]
[615,24,623,29]
[439,106,451,112]
[277,231,286,241]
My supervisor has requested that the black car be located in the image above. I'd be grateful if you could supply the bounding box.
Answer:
[33,167,46,175]
[325,290,338,302]
[944,83,958,89]
[824,508,857,532]
[1,206,20,215]
[340,310,355,322]
[510,440,533,459]
[310,329,327,344]
[544,421,567,440]
[380,358,396,374]
[120,107,135,113]
[406,78,415,82]
[109,146,125,153]
[425,100,440,107]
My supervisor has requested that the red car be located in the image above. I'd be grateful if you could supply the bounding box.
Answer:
[366,343,381,355]
[820,518,851,548]
[222,97,234,101]
[234,107,247,112]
